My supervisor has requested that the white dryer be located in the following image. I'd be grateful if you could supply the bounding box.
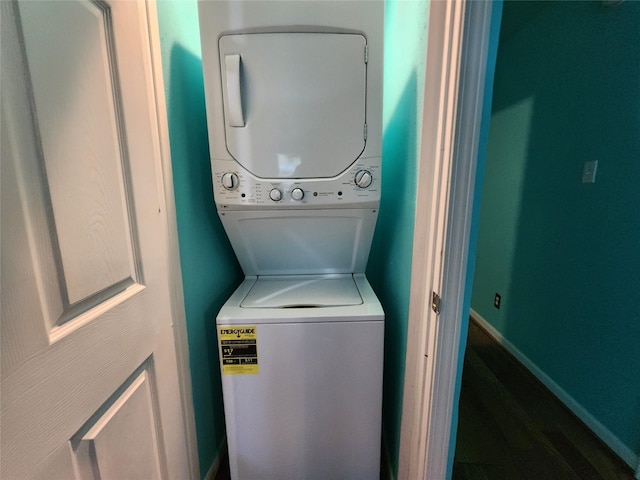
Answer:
[198,2,384,479]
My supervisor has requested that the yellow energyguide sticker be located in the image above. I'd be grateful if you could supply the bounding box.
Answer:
[219,326,259,375]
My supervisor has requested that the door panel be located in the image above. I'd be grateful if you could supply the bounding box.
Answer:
[1,1,191,479]
[219,33,367,179]
[20,0,137,307]
[72,368,162,480]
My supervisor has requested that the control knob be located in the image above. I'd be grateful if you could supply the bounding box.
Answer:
[291,188,304,201]
[221,172,239,191]
[354,169,373,188]
[269,188,282,202]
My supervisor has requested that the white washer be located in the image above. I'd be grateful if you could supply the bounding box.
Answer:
[198,2,384,478]
[217,274,383,479]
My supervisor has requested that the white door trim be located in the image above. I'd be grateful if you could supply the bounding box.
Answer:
[398,1,495,479]
[397,1,466,478]
[144,2,200,478]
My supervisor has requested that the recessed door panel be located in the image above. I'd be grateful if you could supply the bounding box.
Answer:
[20,0,137,306]
[219,33,366,179]
[72,369,162,480]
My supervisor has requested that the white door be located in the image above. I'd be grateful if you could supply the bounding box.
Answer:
[1,1,194,479]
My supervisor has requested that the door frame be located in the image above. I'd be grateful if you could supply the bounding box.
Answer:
[143,1,200,477]
[398,1,498,478]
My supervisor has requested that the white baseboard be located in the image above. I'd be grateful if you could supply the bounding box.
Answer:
[204,439,228,480]
[469,309,639,472]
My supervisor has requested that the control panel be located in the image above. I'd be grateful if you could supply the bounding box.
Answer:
[212,158,381,209]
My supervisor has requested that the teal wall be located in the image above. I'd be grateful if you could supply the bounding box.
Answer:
[367,1,428,477]
[157,1,430,477]
[157,3,243,477]
[471,0,640,462]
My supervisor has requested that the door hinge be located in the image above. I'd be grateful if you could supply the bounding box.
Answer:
[432,292,441,314]
[364,45,369,64]
[363,123,368,140]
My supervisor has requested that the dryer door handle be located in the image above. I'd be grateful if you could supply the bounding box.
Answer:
[225,54,245,127]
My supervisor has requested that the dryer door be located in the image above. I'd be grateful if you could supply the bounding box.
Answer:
[219,32,366,179]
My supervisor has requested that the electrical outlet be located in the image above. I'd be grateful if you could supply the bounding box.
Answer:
[494,293,501,309]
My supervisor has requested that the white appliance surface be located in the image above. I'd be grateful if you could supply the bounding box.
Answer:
[199,0,383,166]
[219,32,366,179]
[240,274,362,308]
[200,2,385,479]
[199,0,383,212]
[219,209,378,276]
[218,274,383,325]
[217,275,384,480]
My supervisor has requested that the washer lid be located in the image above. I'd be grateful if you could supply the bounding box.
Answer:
[219,32,367,179]
[240,275,363,308]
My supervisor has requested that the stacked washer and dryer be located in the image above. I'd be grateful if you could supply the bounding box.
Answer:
[198,2,384,479]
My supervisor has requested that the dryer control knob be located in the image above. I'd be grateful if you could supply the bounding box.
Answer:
[291,188,304,201]
[269,188,282,202]
[221,172,239,190]
[355,169,373,188]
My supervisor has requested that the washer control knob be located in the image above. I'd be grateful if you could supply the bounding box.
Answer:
[291,188,304,201]
[221,172,239,190]
[355,169,373,188]
[269,188,282,202]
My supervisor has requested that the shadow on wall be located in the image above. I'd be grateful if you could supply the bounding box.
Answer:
[367,70,419,478]
[167,44,243,477]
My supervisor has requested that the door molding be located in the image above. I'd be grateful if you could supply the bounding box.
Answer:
[398,1,466,478]
[144,1,200,478]
[398,1,496,478]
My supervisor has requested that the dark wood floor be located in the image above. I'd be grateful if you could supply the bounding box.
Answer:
[453,318,635,480]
